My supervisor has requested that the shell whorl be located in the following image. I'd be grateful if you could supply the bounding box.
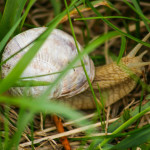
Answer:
[2,27,95,98]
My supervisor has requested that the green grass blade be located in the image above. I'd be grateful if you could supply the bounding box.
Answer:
[12,80,51,87]
[75,16,140,21]
[124,0,150,32]
[99,106,150,148]
[117,36,126,64]
[30,121,35,149]
[123,0,150,23]
[88,139,103,150]
[5,109,34,150]
[108,101,150,132]
[86,0,150,48]
[136,87,144,128]
[0,0,37,56]
[0,0,27,40]
[19,0,36,31]
[3,106,10,150]
[0,13,2,22]
[49,0,62,16]
[64,0,104,128]
[0,95,90,130]
[0,17,22,55]
[134,0,140,38]
[107,1,130,34]
[132,0,150,32]
[112,125,150,149]
[74,5,90,44]
[46,0,83,26]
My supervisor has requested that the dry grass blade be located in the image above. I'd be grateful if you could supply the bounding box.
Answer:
[60,1,110,23]
[19,118,118,147]
[34,113,95,136]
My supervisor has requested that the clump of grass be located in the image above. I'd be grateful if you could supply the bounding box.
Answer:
[0,0,150,149]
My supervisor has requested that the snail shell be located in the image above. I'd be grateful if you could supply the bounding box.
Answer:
[2,27,95,98]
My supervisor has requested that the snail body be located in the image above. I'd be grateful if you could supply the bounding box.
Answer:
[2,27,150,109]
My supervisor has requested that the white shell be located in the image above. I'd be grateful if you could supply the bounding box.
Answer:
[2,27,95,99]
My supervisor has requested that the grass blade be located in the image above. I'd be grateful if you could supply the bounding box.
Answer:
[65,0,104,128]
[75,16,140,21]
[86,0,150,48]
[0,17,22,55]
[0,0,27,40]
[99,106,150,148]
[112,125,150,149]
[117,36,126,64]
[0,95,90,129]
[124,0,150,32]
[5,109,34,150]
[19,0,36,31]
[49,0,62,16]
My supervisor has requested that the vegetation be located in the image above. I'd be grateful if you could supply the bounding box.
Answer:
[0,0,150,149]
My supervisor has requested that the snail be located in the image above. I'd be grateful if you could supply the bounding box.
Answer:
[1,27,150,109]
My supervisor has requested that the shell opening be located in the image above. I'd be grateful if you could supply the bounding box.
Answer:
[128,32,150,57]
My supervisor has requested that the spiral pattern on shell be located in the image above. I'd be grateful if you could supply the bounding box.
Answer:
[2,27,95,99]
